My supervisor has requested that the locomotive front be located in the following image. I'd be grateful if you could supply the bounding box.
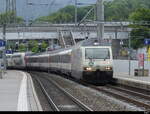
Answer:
[82,46,113,84]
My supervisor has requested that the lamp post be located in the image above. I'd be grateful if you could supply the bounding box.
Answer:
[75,0,77,26]
[38,42,42,52]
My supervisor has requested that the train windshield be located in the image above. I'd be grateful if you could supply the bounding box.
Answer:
[85,48,110,59]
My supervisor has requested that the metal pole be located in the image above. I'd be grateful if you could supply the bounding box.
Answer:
[6,0,8,12]
[0,69,2,79]
[12,0,17,23]
[143,54,145,76]
[8,0,11,11]
[2,24,7,72]
[0,50,2,79]
[128,31,131,75]
[75,0,77,26]
[94,5,96,21]
[78,7,95,26]
[96,0,104,43]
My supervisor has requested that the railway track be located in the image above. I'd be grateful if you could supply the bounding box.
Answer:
[69,75,150,110]
[30,71,150,111]
[90,85,150,110]
[30,72,93,111]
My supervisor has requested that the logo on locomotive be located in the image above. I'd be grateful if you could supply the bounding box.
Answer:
[89,61,94,66]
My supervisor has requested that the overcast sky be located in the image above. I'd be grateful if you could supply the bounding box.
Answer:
[0,0,97,20]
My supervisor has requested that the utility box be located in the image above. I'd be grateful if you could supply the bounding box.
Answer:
[134,69,149,76]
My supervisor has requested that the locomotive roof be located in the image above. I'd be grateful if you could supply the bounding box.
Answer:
[78,38,112,47]
[27,38,111,57]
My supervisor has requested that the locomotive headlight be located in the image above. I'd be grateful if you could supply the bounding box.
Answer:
[84,67,92,71]
[105,66,112,70]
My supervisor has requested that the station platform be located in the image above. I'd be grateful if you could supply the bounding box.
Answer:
[0,70,42,111]
[113,60,150,90]
[113,73,150,90]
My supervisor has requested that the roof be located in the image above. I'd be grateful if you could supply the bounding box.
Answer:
[0,32,58,40]
[0,31,129,40]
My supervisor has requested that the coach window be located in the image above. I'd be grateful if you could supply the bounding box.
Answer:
[43,57,48,63]
[67,54,71,63]
[61,54,70,63]
[52,56,55,62]
[62,55,66,63]
[40,57,43,63]
[29,58,31,63]
[51,56,54,62]
[65,54,71,63]
[52,55,57,63]
[35,58,37,62]
[51,56,54,63]
[31,58,33,63]
[58,55,60,63]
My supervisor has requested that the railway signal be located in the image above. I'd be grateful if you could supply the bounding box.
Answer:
[15,42,19,51]
[144,39,150,61]
[144,39,150,45]
[0,40,6,50]
[6,50,13,54]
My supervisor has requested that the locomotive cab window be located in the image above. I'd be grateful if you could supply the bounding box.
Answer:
[85,48,110,59]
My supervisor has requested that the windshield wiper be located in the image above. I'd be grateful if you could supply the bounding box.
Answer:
[104,56,109,61]
[88,57,93,61]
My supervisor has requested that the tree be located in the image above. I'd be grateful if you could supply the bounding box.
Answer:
[28,40,39,53]
[77,6,94,21]
[36,12,73,23]
[129,8,150,49]
[31,40,39,53]
[35,0,150,24]
[41,41,48,52]
[19,43,27,52]
[104,0,150,21]
[0,11,24,25]
[35,5,93,23]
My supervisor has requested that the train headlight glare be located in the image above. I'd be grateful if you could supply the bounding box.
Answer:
[106,66,112,70]
[85,67,92,71]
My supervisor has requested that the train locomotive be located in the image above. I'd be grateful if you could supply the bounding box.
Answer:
[7,38,114,84]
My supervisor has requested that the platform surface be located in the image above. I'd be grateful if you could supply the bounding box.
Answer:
[0,70,23,111]
[113,60,150,89]
[114,73,150,85]
[0,70,42,111]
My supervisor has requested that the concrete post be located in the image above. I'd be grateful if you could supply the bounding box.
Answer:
[75,0,77,26]
[96,0,104,43]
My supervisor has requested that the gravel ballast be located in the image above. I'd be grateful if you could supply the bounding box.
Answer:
[41,72,144,111]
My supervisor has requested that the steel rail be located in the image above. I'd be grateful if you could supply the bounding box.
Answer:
[107,85,150,100]
[76,80,150,110]
[42,75,93,111]
[91,86,150,110]
[32,75,60,111]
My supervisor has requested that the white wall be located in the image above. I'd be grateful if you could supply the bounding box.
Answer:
[113,60,150,75]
